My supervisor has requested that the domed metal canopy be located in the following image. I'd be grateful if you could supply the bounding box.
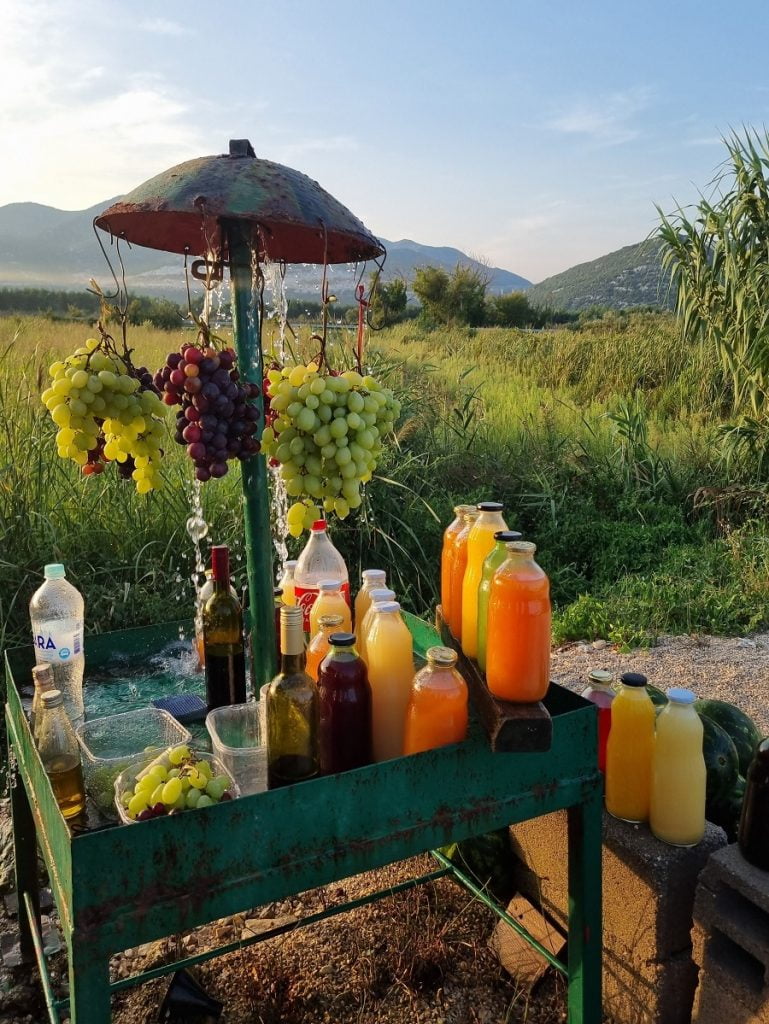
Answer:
[95,139,385,265]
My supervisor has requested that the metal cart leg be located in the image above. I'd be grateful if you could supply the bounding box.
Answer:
[68,936,111,1024]
[566,787,603,1024]
[9,742,41,964]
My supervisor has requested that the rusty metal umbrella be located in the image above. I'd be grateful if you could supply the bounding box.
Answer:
[95,140,385,688]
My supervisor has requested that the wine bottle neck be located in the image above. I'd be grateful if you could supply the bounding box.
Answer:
[280,651,306,675]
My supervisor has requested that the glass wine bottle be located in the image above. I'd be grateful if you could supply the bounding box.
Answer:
[36,689,86,820]
[203,545,247,710]
[267,606,319,788]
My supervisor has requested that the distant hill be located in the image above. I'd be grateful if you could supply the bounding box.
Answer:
[528,239,673,312]
[0,200,530,303]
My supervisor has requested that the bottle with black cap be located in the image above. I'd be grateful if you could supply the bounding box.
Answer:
[461,502,508,659]
[605,671,656,823]
[476,529,523,673]
[266,606,319,788]
[317,632,372,774]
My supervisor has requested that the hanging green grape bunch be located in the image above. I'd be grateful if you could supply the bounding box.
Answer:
[262,361,401,536]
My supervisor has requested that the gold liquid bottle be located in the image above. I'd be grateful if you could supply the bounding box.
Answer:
[36,689,86,820]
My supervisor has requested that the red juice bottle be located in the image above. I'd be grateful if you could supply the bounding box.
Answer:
[581,669,615,774]
[317,632,372,774]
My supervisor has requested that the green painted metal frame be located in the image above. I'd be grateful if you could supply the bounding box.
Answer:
[6,620,602,1023]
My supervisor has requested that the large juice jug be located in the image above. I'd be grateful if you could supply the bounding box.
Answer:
[650,688,706,846]
[605,672,656,822]
[306,613,344,681]
[309,580,352,639]
[441,505,474,626]
[358,588,396,663]
[581,669,615,774]
[461,502,508,659]
[366,601,414,761]
[447,509,479,639]
[486,541,550,702]
[403,647,468,755]
[354,569,387,635]
[476,530,522,673]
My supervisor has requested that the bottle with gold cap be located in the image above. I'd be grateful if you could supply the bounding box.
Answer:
[403,647,469,755]
[266,606,319,789]
[36,689,86,820]
[306,613,345,681]
[30,663,55,741]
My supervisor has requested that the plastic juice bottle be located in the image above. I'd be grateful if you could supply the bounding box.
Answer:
[739,739,769,869]
[317,632,373,774]
[366,602,414,762]
[486,542,551,702]
[605,672,656,822]
[476,530,522,673]
[461,502,508,659]
[354,569,387,635]
[447,509,479,640]
[294,521,349,631]
[650,688,706,846]
[581,669,616,774]
[306,613,344,681]
[309,580,353,639]
[278,560,297,606]
[441,505,474,626]
[403,647,469,755]
[358,588,396,663]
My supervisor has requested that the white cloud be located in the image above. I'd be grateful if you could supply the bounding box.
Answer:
[547,87,653,146]
[139,17,190,37]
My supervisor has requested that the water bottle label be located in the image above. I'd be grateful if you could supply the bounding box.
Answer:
[32,618,83,662]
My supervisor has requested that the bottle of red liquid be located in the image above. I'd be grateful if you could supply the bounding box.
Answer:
[294,521,350,631]
[581,669,615,774]
[317,632,372,774]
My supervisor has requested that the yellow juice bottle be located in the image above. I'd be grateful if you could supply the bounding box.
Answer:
[650,688,706,847]
[366,601,414,761]
[461,502,508,659]
[309,580,352,639]
[278,560,297,606]
[358,588,395,663]
[605,672,656,822]
[354,569,386,635]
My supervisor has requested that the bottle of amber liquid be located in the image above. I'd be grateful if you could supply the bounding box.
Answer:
[203,546,246,711]
[36,689,85,820]
[317,632,372,774]
[266,606,319,788]
[30,663,55,741]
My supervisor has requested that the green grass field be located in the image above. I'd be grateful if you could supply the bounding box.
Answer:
[1,310,766,678]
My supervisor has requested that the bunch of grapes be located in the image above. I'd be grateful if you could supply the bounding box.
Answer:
[119,745,234,821]
[41,339,167,493]
[261,361,401,536]
[154,344,260,481]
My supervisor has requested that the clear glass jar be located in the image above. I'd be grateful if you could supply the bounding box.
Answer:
[36,689,86,820]
[403,647,468,754]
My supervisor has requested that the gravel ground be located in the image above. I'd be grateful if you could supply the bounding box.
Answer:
[3,631,768,1023]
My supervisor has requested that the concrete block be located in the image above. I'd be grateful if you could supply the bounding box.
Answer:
[489,895,566,991]
[699,844,769,919]
[694,879,769,978]
[693,973,769,1024]
[602,940,697,1024]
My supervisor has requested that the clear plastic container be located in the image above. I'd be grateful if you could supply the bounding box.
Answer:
[206,703,267,796]
[76,707,191,814]
[114,748,239,824]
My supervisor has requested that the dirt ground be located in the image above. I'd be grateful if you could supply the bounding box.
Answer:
[2,631,767,1023]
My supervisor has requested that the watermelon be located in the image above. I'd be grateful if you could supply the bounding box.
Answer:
[700,714,740,813]
[695,699,761,777]
[647,684,668,707]
[707,774,746,842]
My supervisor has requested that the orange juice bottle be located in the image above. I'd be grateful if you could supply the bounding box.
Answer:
[306,613,344,681]
[461,502,508,659]
[486,541,550,702]
[403,647,468,755]
[278,560,297,606]
[366,601,414,761]
[650,688,705,846]
[441,505,474,626]
[358,588,395,663]
[476,530,522,673]
[354,569,387,635]
[605,673,656,823]
[447,508,479,640]
[309,579,352,639]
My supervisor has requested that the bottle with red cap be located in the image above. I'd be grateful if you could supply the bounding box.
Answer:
[202,545,247,710]
[293,520,350,631]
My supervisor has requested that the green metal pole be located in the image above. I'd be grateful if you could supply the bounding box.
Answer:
[225,220,277,689]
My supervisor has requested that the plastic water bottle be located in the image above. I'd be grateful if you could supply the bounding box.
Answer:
[294,521,349,631]
[29,564,85,728]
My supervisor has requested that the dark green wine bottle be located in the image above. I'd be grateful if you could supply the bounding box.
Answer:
[203,545,246,711]
[266,605,319,788]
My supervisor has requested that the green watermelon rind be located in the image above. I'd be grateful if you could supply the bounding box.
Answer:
[695,698,761,777]
[700,714,740,811]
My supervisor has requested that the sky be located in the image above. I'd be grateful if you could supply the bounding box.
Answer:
[2,0,769,282]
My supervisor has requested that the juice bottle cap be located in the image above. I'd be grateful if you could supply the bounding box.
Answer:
[462,509,480,522]
[318,579,342,591]
[311,520,327,532]
[477,501,503,512]
[506,540,536,555]
[362,569,386,583]
[427,646,458,666]
[273,587,283,596]
[32,664,55,689]
[284,560,298,569]
[588,669,614,686]
[44,563,66,579]
[620,672,648,687]
[41,689,64,708]
[328,632,356,647]
[370,588,395,601]
[319,614,344,628]
[667,687,696,704]
[375,601,400,614]
[494,530,522,542]
[453,504,476,516]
